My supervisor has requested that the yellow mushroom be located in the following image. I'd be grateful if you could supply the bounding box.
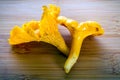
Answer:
[8,4,69,56]
[57,16,104,73]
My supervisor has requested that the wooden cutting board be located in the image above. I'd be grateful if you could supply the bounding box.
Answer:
[0,0,120,79]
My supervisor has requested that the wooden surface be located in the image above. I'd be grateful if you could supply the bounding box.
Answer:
[0,0,120,79]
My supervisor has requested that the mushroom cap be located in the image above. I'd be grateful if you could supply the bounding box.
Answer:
[78,21,104,36]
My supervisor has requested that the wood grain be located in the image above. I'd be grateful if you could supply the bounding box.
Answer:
[0,0,120,79]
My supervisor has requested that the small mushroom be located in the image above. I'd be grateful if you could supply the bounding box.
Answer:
[58,16,104,73]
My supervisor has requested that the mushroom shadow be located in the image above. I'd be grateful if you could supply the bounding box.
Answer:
[64,36,105,78]
[10,41,67,78]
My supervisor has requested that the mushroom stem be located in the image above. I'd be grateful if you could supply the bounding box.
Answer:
[64,34,85,73]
